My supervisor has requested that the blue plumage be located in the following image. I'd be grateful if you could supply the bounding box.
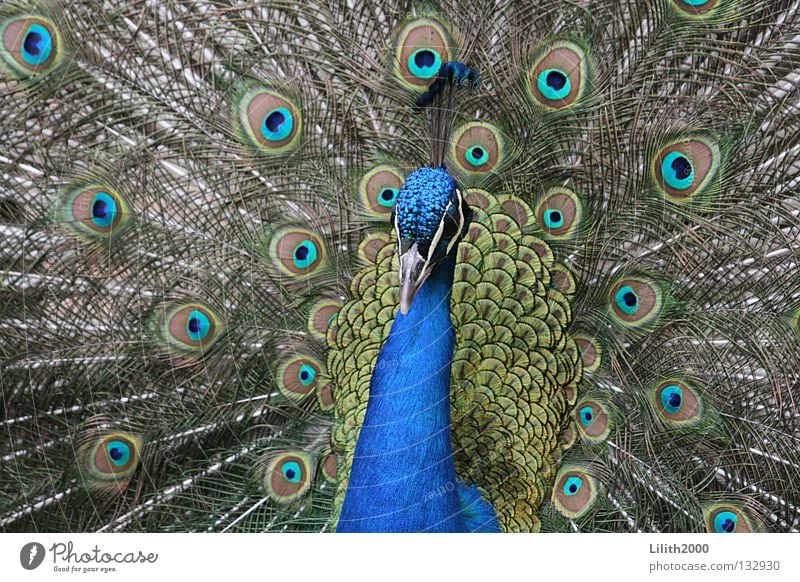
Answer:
[339,162,497,532]
[394,167,457,243]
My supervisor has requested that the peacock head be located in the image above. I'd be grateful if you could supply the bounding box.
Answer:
[392,166,472,314]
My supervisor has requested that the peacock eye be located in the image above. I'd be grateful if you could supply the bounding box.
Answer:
[544,209,563,228]
[81,433,141,485]
[563,476,583,495]
[575,399,611,442]
[394,18,451,89]
[263,452,313,504]
[652,379,703,427]
[661,151,694,190]
[408,48,442,80]
[320,452,338,483]
[534,188,582,239]
[267,227,327,278]
[292,240,319,269]
[277,355,324,400]
[671,0,721,17]
[379,188,399,206]
[105,440,132,467]
[660,384,683,413]
[357,165,405,218]
[527,41,589,110]
[281,460,303,483]
[652,138,719,203]
[451,122,505,175]
[714,511,737,533]
[0,16,62,78]
[306,298,342,341]
[465,145,489,167]
[261,106,294,141]
[573,334,602,371]
[234,86,301,155]
[614,285,639,315]
[59,185,130,240]
[538,69,571,100]
[553,467,597,518]
[608,277,663,328]
[186,309,212,343]
[704,504,756,533]
[298,363,317,386]
[162,303,224,352]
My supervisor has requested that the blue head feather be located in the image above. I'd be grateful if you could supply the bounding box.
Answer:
[395,167,457,244]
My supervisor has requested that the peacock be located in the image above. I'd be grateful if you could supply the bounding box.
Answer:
[1,0,799,534]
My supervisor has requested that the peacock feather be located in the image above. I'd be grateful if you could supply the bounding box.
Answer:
[1,0,799,534]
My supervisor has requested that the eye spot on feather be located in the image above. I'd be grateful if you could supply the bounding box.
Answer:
[235,86,301,155]
[527,41,589,110]
[550,265,576,296]
[496,195,535,229]
[651,379,704,427]
[316,381,334,412]
[358,231,392,264]
[321,453,338,483]
[59,185,130,239]
[608,277,663,327]
[573,334,602,372]
[162,303,224,352]
[278,355,323,400]
[263,452,313,504]
[394,18,451,89]
[671,0,721,17]
[652,137,719,203]
[358,165,404,217]
[575,399,611,442]
[553,467,597,518]
[0,15,62,78]
[267,227,327,278]
[307,299,342,341]
[704,504,756,533]
[79,433,141,490]
[464,188,493,209]
[534,187,582,239]
[451,122,504,175]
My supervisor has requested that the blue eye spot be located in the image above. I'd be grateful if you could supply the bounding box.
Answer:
[261,107,294,141]
[186,309,211,342]
[282,461,302,483]
[579,406,594,427]
[543,209,564,229]
[684,0,711,5]
[378,187,398,208]
[21,24,53,66]
[661,151,694,190]
[298,363,317,386]
[465,145,489,167]
[408,49,441,80]
[90,192,118,229]
[537,69,571,101]
[292,240,318,269]
[614,285,639,315]
[563,476,583,496]
[714,511,738,533]
[660,385,684,414]
[106,440,131,467]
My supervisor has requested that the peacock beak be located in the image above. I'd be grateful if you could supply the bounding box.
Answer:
[398,242,432,315]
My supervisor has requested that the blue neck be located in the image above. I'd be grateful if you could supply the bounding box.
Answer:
[337,253,467,532]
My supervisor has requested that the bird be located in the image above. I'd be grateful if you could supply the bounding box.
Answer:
[1,0,799,534]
